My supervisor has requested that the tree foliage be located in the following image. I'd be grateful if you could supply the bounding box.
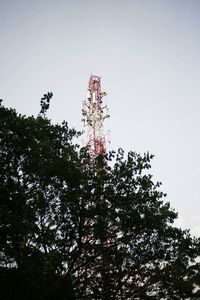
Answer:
[0,103,200,299]
[39,92,53,116]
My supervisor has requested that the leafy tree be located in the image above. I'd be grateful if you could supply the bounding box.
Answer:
[0,101,200,299]
[0,102,79,299]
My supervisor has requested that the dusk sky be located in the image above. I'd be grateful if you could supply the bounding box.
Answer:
[1,0,200,236]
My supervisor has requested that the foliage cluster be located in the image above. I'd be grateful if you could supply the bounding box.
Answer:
[0,102,200,299]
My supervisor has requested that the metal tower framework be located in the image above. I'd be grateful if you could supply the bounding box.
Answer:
[82,75,110,157]
[78,75,113,294]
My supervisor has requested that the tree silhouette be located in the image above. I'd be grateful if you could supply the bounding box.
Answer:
[0,103,200,299]
[39,92,53,116]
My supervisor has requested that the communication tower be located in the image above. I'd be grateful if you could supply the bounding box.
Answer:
[81,75,110,157]
[79,75,112,293]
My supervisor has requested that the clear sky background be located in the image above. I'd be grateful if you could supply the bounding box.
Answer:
[1,0,200,236]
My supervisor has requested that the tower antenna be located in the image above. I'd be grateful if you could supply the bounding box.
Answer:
[82,75,110,157]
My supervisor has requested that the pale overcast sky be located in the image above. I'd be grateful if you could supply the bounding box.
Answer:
[1,0,200,236]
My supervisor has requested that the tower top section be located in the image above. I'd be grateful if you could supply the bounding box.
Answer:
[82,75,110,158]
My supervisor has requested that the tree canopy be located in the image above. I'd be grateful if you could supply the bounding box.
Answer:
[0,101,200,300]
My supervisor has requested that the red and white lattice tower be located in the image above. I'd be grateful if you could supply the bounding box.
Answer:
[82,75,110,157]
[79,76,112,290]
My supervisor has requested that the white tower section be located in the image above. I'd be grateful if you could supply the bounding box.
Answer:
[82,75,110,157]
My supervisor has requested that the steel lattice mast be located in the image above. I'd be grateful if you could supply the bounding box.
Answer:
[79,75,112,291]
[82,75,110,157]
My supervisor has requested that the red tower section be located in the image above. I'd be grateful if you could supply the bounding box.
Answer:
[82,75,110,157]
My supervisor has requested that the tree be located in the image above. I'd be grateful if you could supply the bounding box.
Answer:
[0,102,200,299]
[0,102,80,299]
[74,151,200,299]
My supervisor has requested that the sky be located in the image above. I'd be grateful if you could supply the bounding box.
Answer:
[1,0,200,236]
